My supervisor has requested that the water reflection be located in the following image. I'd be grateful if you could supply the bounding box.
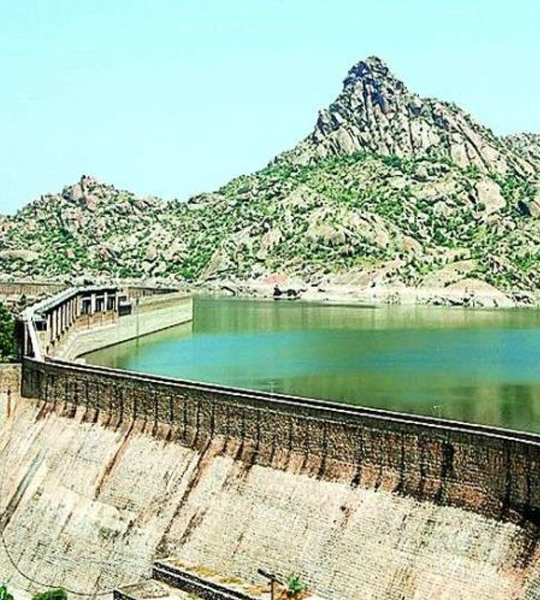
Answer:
[85,297,540,433]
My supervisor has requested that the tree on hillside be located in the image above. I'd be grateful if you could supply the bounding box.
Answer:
[0,303,16,362]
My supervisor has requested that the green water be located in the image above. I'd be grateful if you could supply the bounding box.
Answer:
[85,297,540,433]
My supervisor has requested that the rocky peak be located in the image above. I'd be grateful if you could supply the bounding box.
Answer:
[288,56,535,176]
[343,56,405,94]
[80,174,101,191]
[61,175,114,204]
[2,56,540,298]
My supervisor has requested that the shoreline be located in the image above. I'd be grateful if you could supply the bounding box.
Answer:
[196,278,540,310]
[2,276,538,311]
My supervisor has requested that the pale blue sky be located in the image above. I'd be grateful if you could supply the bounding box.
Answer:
[1,0,539,214]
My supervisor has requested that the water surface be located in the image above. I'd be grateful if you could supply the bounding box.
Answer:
[85,297,540,433]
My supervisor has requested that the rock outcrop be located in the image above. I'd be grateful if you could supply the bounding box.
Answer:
[286,57,538,176]
[1,57,540,302]
[504,132,540,166]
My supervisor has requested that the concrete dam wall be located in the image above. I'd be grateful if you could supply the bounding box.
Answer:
[0,357,538,599]
[20,358,540,526]
[1,394,539,600]
[3,286,540,600]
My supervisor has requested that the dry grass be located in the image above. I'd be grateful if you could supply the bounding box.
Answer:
[275,587,310,600]
[190,565,218,579]
[245,584,269,597]
[217,574,245,586]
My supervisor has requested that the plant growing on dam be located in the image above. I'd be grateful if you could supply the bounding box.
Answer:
[0,585,14,600]
[0,303,16,362]
[286,574,308,598]
[32,589,68,600]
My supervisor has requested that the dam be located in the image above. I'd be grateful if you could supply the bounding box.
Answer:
[2,286,540,600]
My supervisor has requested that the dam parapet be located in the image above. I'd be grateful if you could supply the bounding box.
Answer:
[20,354,540,528]
[0,280,67,302]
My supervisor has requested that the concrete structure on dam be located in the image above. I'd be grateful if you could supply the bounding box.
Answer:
[2,286,540,599]
[19,284,193,360]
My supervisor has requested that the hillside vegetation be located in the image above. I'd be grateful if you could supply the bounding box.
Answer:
[0,303,16,362]
[1,57,539,305]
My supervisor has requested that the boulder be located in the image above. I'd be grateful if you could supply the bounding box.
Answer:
[306,223,347,246]
[0,249,39,262]
[145,246,158,262]
[402,235,422,255]
[475,179,505,214]
[261,228,282,250]
[518,199,540,218]
[444,277,513,308]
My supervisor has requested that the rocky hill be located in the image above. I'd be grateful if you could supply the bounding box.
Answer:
[504,133,540,166]
[286,57,537,176]
[1,57,540,306]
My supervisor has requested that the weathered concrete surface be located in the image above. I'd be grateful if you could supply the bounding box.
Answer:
[1,398,540,600]
[0,364,21,420]
[115,579,194,600]
[0,365,36,600]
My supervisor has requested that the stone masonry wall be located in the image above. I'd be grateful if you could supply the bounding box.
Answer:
[0,281,65,298]
[21,357,540,527]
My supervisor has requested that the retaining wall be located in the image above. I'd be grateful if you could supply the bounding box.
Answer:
[0,281,66,298]
[20,356,540,526]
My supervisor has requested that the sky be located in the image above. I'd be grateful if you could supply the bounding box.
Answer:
[1,0,539,214]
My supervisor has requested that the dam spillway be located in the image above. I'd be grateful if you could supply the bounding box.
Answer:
[2,287,540,600]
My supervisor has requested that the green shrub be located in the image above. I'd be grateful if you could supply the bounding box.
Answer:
[286,574,307,598]
[32,589,68,600]
[0,303,16,362]
[0,584,14,600]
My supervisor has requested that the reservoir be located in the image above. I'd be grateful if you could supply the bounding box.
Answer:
[85,296,540,433]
